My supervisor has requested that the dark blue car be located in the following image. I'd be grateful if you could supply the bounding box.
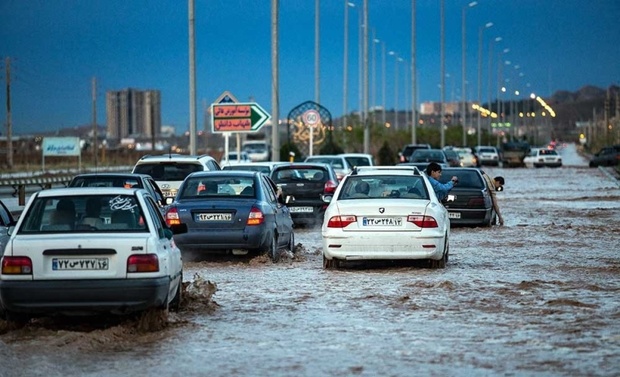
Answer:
[165,171,294,262]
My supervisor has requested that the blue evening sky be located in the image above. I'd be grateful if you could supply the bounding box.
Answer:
[1,0,619,135]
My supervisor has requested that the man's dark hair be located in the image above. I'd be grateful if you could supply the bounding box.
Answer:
[494,176,505,185]
[426,162,442,175]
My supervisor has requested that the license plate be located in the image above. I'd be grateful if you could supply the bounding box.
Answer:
[362,217,402,226]
[449,212,461,219]
[288,206,313,213]
[196,213,232,221]
[52,258,109,270]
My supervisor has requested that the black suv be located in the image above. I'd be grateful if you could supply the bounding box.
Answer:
[270,163,339,226]
[589,145,620,167]
[398,143,431,163]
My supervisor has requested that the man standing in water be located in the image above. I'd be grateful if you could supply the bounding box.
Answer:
[481,171,505,226]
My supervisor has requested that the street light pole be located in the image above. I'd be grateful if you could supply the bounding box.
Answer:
[389,51,399,129]
[343,1,354,134]
[440,0,445,148]
[362,0,369,154]
[382,41,387,127]
[411,0,417,144]
[477,22,493,147]
[461,1,477,146]
[315,0,320,104]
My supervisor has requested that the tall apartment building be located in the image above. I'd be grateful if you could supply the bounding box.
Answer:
[106,88,161,141]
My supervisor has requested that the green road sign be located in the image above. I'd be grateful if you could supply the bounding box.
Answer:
[211,102,271,133]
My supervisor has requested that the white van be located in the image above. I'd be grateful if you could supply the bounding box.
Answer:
[242,140,270,162]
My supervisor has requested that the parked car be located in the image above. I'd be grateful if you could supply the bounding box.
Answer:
[132,154,221,199]
[400,149,450,171]
[220,151,252,167]
[222,162,290,175]
[443,149,462,167]
[0,199,17,257]
[453,148,478,167]
[437,168,496,227]
[271,163,339,226]
[242,140,270,162]
[69,173,166,207]
[321,166,450,269]
[339,153,375,168]
[474,146,500,166]
[0,187,187,323]
[524,148,563,168]
[165,170,294,262]
[589,145,620,167]
[398,143,432,163]
[304,155,352,181]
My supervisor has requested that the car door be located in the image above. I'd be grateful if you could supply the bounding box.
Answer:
[142,195,181,300]
[261,175,292,247]
[145,177,166,207]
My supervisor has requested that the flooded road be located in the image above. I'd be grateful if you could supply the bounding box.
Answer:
[1,144,619,376]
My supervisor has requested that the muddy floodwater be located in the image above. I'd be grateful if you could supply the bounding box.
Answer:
[1,144,619,376]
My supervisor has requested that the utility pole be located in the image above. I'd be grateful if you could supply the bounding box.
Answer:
[188,0,197,155]
[315,0,320,104]
[411,0,417,144]
[362,0,369,154]
[92,77,98,169]
[5,57,13,170]
[271,0,280,161]
[440,0,445,148]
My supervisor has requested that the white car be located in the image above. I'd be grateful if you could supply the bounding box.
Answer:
[220,151,252,167]
[524,148,562,168]
[0,187,187,323]
[321,166,450,269]
[304,155,352,181]
[474,146,500,166]
[339,153,375,168]
[133,153,222,199]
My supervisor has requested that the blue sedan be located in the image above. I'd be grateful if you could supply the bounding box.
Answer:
[165,171,294,262]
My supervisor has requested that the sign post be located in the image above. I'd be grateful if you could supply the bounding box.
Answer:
[303,109,320,156]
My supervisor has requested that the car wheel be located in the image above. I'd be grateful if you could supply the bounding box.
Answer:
[268,233,279,263]
[288,231,296,253]
[169,273,183,312]
[430,236,448,269]
[323,255,340,269]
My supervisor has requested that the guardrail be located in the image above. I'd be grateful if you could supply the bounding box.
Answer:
[0,175,75,206]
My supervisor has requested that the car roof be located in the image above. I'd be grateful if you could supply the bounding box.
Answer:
[351,166,422,176]
[71,173,152,179]
[136,154,216,163]
[186,170,260,178]
[35,187,143,197]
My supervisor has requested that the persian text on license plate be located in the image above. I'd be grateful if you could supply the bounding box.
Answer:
[362,217,402,226]
[196,213,232,221]
[449,212,461,219]
[288,206,313,213]
[52,258,109,270]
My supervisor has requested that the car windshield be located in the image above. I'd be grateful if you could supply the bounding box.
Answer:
[222,165,271,174]
[338,175,429,200]
[179,176,256,199]
[478,148,496,153]
[343,156,371,167]
[539,149,558,156]
[411,150,445,162]
[134,162,203,181]
[18,194,147,234]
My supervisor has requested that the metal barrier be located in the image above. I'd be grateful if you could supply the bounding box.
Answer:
[0,175,75,205]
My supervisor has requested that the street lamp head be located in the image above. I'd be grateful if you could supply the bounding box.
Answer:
[388,51,395,56]
[515,90,520,95]
[373,38,380,43]
[503,48,510,53]
[494,37,502,42]
[530,93,536,99]
[469,1,478,7]
[485,22,494,28]
[347,2,355,7]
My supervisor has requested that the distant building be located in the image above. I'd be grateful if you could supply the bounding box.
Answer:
[106,88,161,141]
[420,101,469,116]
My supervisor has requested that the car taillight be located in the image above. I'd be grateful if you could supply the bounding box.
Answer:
[324,180,338,194]
[327,215,357,228]
[1,256,33,275]
[407,215,438,228]
[165,207,181,226]
[467,198,485,206]
[247,207,264,225]
[127,254,159,273]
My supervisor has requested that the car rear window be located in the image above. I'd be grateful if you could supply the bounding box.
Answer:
[344,156,371,167]
[272,167,328,182]
[539,149,558,156]
[478,148,496,153]
[179,177,255,199]
[338,175,428,200]
[305,157,346,169]
[134,162,204,181]
[70,177,143,189]
[440,171,484,189]
[18,195,147,234]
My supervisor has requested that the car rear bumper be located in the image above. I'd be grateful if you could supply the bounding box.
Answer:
[322,231,446,261]
[446,207,493,226]
[174,225,270,251]
[0,277,169,315]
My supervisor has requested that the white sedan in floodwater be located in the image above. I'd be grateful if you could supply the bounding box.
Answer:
[321,166,450,269]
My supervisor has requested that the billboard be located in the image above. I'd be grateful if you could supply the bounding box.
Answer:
[42,137,81,157]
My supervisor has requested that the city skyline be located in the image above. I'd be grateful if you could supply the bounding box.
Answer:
[1,0,619,136]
